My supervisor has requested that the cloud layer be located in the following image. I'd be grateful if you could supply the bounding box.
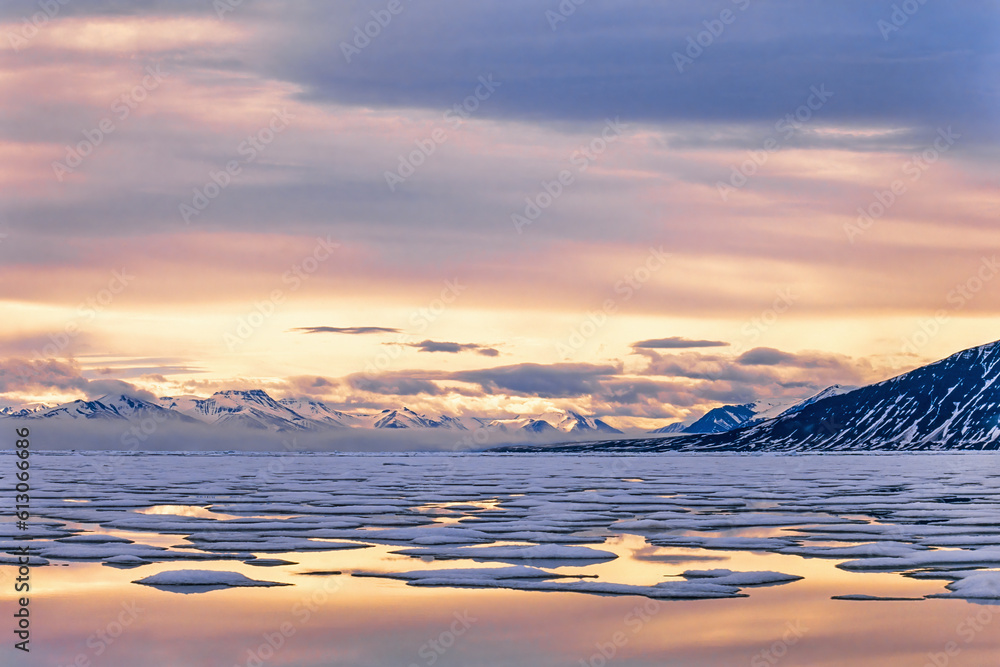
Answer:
[0,1,997,427]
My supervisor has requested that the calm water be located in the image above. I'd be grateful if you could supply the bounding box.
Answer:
[2,452,999,666]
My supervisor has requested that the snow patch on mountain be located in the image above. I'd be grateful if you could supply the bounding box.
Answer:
[4,389,621,439]
[648,386,857,436]
[278,398,360,428]
[34,394,197,424]
[161,390,315,432]
[647,422,686,435]
[514,340,1000,452]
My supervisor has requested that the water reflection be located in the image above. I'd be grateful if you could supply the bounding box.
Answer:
[137,505,244,520]
[6,452,1000,666]
[4,531,998,666]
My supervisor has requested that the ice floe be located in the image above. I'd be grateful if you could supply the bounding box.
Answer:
[928,572,1000,602]
[679,569,803,586]
[390,544,618,564]
[831,594,925,601]
[133,569,289,592]
[353,565,802,599]
[5,451,1000,605]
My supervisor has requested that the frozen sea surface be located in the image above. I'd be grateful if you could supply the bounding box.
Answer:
[2,452,1000,666]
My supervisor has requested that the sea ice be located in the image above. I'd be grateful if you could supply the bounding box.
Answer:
[133,569,290,590]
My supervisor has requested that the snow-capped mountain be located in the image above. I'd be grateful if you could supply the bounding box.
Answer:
[681,403,758,434]
[366,407,469,430]
[645,399,782,435]
[32,394,198,424]
[0,403,52,418]
[9,334,998,450]
[160,390,318,431]
[647,421,686,435]
[646,388,857,436]
[771,384,855,419]
[521,419,557,434]
[556,411,623,434]
[712,345,1000,451]
[278,397,360,428]
[470,412,621,435]
[1,389,622,438]
[511,340,1000,452]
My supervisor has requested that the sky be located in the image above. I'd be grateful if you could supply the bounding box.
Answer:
[0,0,997,429]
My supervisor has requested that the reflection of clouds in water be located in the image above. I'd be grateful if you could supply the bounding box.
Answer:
[630,545,726,564]
[11,453,1000,665]
[137,505,241,520]
[18,452,1000,608]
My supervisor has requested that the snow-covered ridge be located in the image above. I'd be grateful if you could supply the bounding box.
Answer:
[1,389,621,436]
[503,339,1000,452]
[0,402,53,418]
[648,386,855,435]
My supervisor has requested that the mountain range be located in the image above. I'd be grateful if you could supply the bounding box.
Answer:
[0,388,623,437]
[8,339,1000,450]
[500,339,1000,452]
[650,386,854,435]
